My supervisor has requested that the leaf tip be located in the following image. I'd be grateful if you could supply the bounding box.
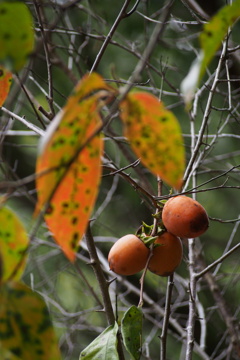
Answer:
[180,51,203,108]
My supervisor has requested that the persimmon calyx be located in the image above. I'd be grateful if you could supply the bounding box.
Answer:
[137,222,166,248]
[140,235,159,247]
[152,210,162,220]
[157,199,168,207]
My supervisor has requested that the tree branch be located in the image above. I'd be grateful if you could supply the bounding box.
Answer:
[84,224,125,360]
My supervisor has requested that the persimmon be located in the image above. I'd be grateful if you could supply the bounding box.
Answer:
[162,195,209,238]
[148,232,183,276]
[108,234,149,276]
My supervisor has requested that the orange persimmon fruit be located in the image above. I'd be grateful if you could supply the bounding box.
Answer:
[108,234,149,276]
[148,232,183,276]
[162,195,209,238]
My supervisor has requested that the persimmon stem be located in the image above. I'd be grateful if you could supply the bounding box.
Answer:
[139,177,163,307]
[138,244,154,308]
[157,175,175,360]
[160,273,174,360]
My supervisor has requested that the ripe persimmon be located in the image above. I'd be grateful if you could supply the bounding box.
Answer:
[162,195,209,238]
[108,234,149,276]
[148,232,183,276]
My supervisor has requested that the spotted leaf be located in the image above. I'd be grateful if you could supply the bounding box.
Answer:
[35,73,115,262]
[0,65,12,106]
[0,281,61,360]
[121,306,143,360]
[120,92,185,190]
[0,1,34,72]
[0,346,21,360]
[181,0,240,106]
[199,0,240,82]
[80,322,119,360]
[0,205,29,284]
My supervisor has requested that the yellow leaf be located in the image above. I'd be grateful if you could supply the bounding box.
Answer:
[0,205,29,284]
[0,281,61,360]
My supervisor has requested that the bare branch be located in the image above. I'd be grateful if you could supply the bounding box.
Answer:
[160,274,174,360]
[1,107,45,136]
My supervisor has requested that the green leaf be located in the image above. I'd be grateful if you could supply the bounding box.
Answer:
[181,0,240,106]
[0,205,29,283]
[120,91,185,190]
[0,281,62,360]
[199,0,240,81]
[121,306,143,360]
[0,1,35,72]
[79,322,119,360]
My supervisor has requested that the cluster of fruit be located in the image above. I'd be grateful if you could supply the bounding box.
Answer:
[108,196,209,277]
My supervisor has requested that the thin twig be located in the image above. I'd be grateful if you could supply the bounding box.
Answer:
[186,238,197,360]
[183,39,229,189]
[138,244,154,308]
[15,74,46,129]
[74,262,103,307]
[103,164,157,209]
[196,254,240,357]
[119,0,175,97]
[106,126,155,195]
[1,107,45,136]
[33,0,55,119]
[160,273,174,360]
[90,0,136,72]
[103,158,141,176]
[180,0,209,21]
[195,241,240,280]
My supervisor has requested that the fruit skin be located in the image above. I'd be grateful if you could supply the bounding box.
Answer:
[162,195,209,238]
[148,232,183,276]
[108,234,149,276]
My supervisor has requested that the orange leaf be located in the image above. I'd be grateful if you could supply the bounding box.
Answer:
[44,131,104,262]
[0,205,29,284]
[119,92,185,190]
[0,65,12,106]
[35,73,115,262]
